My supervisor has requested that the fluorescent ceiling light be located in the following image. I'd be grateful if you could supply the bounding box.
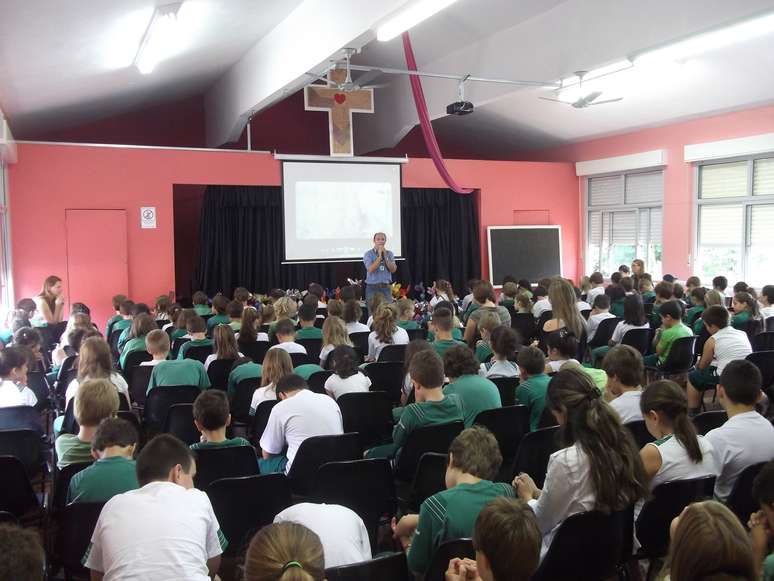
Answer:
[634,10,774,65]
[134,3,183,74]
[377,0,460,42]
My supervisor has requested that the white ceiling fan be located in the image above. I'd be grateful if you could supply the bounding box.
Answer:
[540,71,623,108]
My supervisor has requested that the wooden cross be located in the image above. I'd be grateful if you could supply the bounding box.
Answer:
[304,69,374,156]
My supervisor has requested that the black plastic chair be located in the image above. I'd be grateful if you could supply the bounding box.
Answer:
[122,349,151,374]
[311,459,397,549]
[378,344,406,363]
[129,364,154,408]
[753,331,774,352]
[424,538,474,581]
[646,335,697,377]
[326,552,409,581]
[488,376,519,407]
[624,420,655,450]
[510,425,560,487]
[726,461,767,525]
[394,421,464,482]
[692,410,727,435]
[580,308,592,320]
[364,361,405,405]
[349,332,370,359]
[162,403,199,445]
[25,371,51,412]
[511,313,537,344]
[767,317,774,333]
[232,377,260,426]
[0,429,45,477]
[474,405,530,480]
[297,339,322,362]
[747,351,774,391]
[537,309,554,335]
[193,445,258,491]
[55,501,104,578]
[108,328,123,359]
[0,456,41,517]
[144,385,201,428]
[51,461,92,513]
[207,359,235,391]
[307,370,333,395]
[290,352,311,367]
[406,328,428,342]
[338,391,393,449]
[60,398,79,435]
[171,337,191,359]
[587,317,621,350]
[249,400,279,446]
[0,406,44,436]
[621,328,651,355]
[286,433,362,495]
[406,452,447,511]
[207,474,292,556]
[695,325,710,357]
[745,318,764,344]
[184,345,212,364]
[239,340,269,364]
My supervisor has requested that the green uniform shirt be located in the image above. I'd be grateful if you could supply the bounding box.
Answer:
[190,437,252,451]
[474,341,493,363]
[581,366,609,394]
[444,375,501,428]
[207,314,230,330]
[194,304,211,316]
[67,456,138,504]
[650,304,663,328]
[227,362,262,397]
[611,299,625,318]
[55,434,94,469]
[229,321,241,332]
[432,339,467,358]
[693,315,706,335]
[105,314,122,335]
[516,374,551,431]
[641,291,656,303]
[657,322,693,364]
[397,320,420,330]
[147,359,210,394]
[177,338,213,360]
[686,305,705,326]
[500,298,515,308]
[170,328,188,341]
[119,336,147,369]
[427,328,463,342]
[731,311,751,330]
[294,364,325,380]
[296,326,323,340]
[407,480,515,575]
[763,553,774,581]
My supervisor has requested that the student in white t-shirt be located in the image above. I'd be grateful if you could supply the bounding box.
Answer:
[705,360,774,501]
[544,331,580,374]
[601,345,643,424]
[203,325,244,371]
[479,326,519,379]
[586,294,616,342]
[759,285,774,320]
[585,272,606,307]
[366,305,409,362]
[268,319,307,356]
[259,374,343,474]
[65,337,130,409]
[0,347,37,408]
[531,286,551,320]
[343,300,370,335]
[249,349,293,415]
[273,503,371,569]
[324,346,371,400]
[84,434,227,581]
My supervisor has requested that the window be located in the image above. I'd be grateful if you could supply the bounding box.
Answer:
[586,170,663,278]
[696,156,774,288]
[0,160,11,314]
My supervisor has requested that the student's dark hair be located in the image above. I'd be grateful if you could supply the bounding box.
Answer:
[713,276,728,291]
[409,350,445,388]
[662,274,676,283]
[192,291,208,306]
[602,345,643,387]
[69,327,100,352]
[403,339,434,376]
[702,305,730,329]
[186,315,207,334]
[622,293,647,326]
[15,298,36,315]
[332,345,359,380]
[473,280,496,304]
[443,345,479,378]
[501,275,516,285]
[449,426,502,480]
[473,498,541,581]
[517,346,545,375]
[239,308,260,343]
[302,294,318,309]
[672,283,685,300]
[274,318,296,337]
[593,294,611,310]
[490,326,518,360]
[193,390,231,431]
[619,264,630,274]
[212,294,229,314]
[533,285,548,298]
[734,292,760,319]
[233,287,250,303]
[269,288,286,301]
[71,302,91,316]
[132,303,151,315]
[589,272,604,285]
[610,272,622,285]
[339,285,359,302]
[119,300,135,316]
[434,299,458,316]
[136,434,194,486]
[659,299,684,321]
[342,299,362,324]
[605,284,625,302]
[502,281,518,299]
[307,282,325,301]
[752,459,774,506]
[518,278,532,290]
[640,380,703,463]
[690,287,707,303]
[620,277,634,293]
[92,417,138,452]
[230,356,254,373]
[0,524,45,581]
[276,373,307,395]
[546,368,648,511]
[719,359,761,406]
[298,303,316,323]
[128,313,156,339]
[0,346,29,377]
[654,281,674,300]
[431,307,453,332]
[111,294,128,310]
[686,276,701,288]
[226,300,244,319]
[733,281,749,294]
[761,285,774,305]
[546,329,578,359]
[13,326,41,349]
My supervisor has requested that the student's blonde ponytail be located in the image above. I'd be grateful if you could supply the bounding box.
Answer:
[243,522,324,581]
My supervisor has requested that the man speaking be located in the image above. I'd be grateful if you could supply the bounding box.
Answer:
[363,232,397,306]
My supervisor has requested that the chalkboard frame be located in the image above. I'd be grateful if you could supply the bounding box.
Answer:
[486,225,563,288]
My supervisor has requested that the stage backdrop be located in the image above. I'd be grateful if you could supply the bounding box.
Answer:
[191,185,480,297]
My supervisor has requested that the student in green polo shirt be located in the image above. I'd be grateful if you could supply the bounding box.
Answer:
[443,345,501,428]
[639,277,656,304]
[111,300,134,339]
[732,291,758,331]
[177,316,213,360]
[296,304,323,340]
[650,281,674,328]
[686,287,706,327]
[192,290,211,317]
[226,300,243,332]
[117,303,151,352]
[206,295,230,332]
[430,308,466,357]
[190,390,251,450]
[147,359,210,394]
[392,426,515,576]
[227,357,262,398]
[105,294,127,337]
[643,300,693,368]
[515,346,551,431]
[119,313,156,370]
[473,311,498,363]
[396,298,420,330]
[67,417,139,503]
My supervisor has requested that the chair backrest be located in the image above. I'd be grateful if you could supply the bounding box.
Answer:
[378,344,406,363]
[0,405,44,434]
[406,328,428,342]
[0,456,39,516]
[394,421,464,482]
[695,325,710,357]
[144,385,201,427]
[325,551,409,581]
[473,405,530,460]
[55,361,78,401]
[510,425,560,487]
[624,420,655,450]
[753,331,774,352]
[349,332,370,359]
[409,452,447,511]
[0,429,44,476]
[580,308,591,320]
[660,335,697,373]
[123,349,152,373]
[424,538,475,581]
[747,351,774,390]
[51,461,92,513]
[636,476,716,557]
[767,317,774,333]
[232,377,260,425]
[621,328,651,355]
[587,317,621,349]
[307,370,333,394]
[287,433,362,495]
[108,328,123,358]
[238,340,269,364]
[726,461,767,525]
[207,474,292,556]
[487,376,519,407]
[364,361,405,405]
[56,501,105,577]
[162,403,199,445]
[692,410,728,435]
[511,313,537,344]
[338,391,393,450]
[249,400,279,446]
[207,359,236,391]
[129,364,154,408]
[184,345,212,364]
[61,398,78,435]
[193,445,259,491]
[745,318,764,344]
[297,338,322,362]
[25,371,51,411]
[171,337,191,358]
[290,352,311,367]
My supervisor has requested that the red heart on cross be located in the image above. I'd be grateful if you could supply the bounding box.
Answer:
[334,93,346,104]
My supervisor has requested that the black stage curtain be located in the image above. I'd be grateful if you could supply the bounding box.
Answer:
[191,185,480,297]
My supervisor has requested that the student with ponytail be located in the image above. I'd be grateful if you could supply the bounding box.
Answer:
[513,367,648,555]
[639,380,718,489]
[366,304,408,362]
[243,522,325,581]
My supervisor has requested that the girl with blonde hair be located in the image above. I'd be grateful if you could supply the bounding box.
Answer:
[204,324,242,371]
[543,278,587,339]
[319,316,352,368]
[249,348,293,413]
[244,522,324,581]
[366,304,408,362]
[65,337,129,410]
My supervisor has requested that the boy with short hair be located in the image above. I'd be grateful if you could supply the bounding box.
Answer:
[650,281,675,327]
[713,275,730,297]
[191,390,252,450]
[207,295,230,331]
[500,282,518,308]
[177,315,214,360]
[687,305,753,413]
[296,304,323,340]
[192,291,211,316]
[105,294,128,336]
[531,286,551,320]
[515,347,551,431]
[601,345,643,423]
[586,294,616,342]
[759,285,774,320]
[147,350,210,394]
[140,330,170,366]
[67,417,139,503]
[586,272,605,306]
[705,360,774,501]
[686,287,707,326]
[430,308,466,357]
[643,299,692,368]
[111,300,135,336]
[84,434,227,580]
[639,278,656,303]
[268,319,308,355]
[444,346,501,428]
[474,311,499,363]
[226,300,243,332]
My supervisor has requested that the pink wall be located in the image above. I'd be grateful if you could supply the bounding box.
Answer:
[530,104,774,278]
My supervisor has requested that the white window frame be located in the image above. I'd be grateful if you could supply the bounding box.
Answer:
[0,160,12,311]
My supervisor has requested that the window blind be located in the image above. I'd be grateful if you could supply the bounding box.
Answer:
[699,204,743,245]
[750,204,774,245]
[611,211,636,244]
[700,161,747,199]
[625,171,662,204]
[753,158,774,196]
[588,175,623,206]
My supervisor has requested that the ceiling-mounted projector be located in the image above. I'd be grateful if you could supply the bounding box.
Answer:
[446,100,474,115]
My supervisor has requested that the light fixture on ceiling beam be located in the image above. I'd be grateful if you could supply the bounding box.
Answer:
[134,2,183,74]
[377,0,460,42]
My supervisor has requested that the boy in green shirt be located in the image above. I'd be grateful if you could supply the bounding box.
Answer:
[147,359,210,394]
[500,281,518,308]
[396,298,420,330]
[392,426,515,576]
[206,295,230,332]
[67,417,139,503]
[366,350,464,459]
[650,281,674,328]
[227,357,262,397]
[515,347,551,431]
[295,304,323,340]
[105,294,127,336]
[117,303,151,352]
[111,300,134,338]
[190,390,251,450]
[177,316,214,360]
[685,287,706,327]
[430,308,466,358]
[226,300,243,332]
[474,311,499,363]
[192,290,211,316]
[643,300,692,367]
[443,345,501,427]
[119,313,156,370]
[639,278,656,303]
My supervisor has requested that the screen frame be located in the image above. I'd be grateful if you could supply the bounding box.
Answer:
[486,225,563,288]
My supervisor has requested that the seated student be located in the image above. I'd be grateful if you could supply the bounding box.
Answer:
[56,378,120,468]
[192,290,211,316]
[118,313,156,370]
[147,355,210,394]
[111,300,135,339]
[498,281,518,309]
[461,278,480,318]
[393,427,516,576]
[227,356,262,398]
[0,347,37,408]
[474,312,499,363]
[529,282,552,321]
[444,346,501,427]
[517,278,534,300]
[162,303,181,332]
[296,304,323,341]
[366,304,409,362]
[342,299,370,335]
[169,308,193,342]
[586,294,616,343]
[233,286,252,309]
[269,319,308,355]
[751,461,774,580]
[759,284,774,320]
[13,327,45,372]
[105,294,128,336]
[428,299,465,342]
[67,417,139,504]
[243,522,324,581]
[65,337,130,409]
[687,305,753,413]
[177,315,214,360]
[732,291,760,330]
[236,307,268,344]
[273,503,371,569]
[515,347,551,431]
[326,298,344,319]
[619,276,635,296]
[430,307,467,358]
[642,299,693,368]
[602,345,644,424]
[672,282,686,303]
[445,497,541,581]
[396,297,419,330]
[695,289,724,334]
[466,281,511,344]
[324,345,371,400]
[206,294,230,331]
[430,279,458,310]
[639,380,718,490]
[259,374,343,474]
[367,350,464,459]
[513,367,648,556]
[365,293,387,326]
[574,285,592,312]
[648,281,674,327]
[591,293,648,366]
[705,360,774,501]
[605,284,626,318]
[249,348,292,414]
[585,272,605,306]
[190,390,251,450]
[319,315,352,368]
[639,277,656,304]
[515,292,532,314]
[271,297,299,334]
[0,523,46,581]
[153,295,171,323]
[226,300,243,332]
[84,434,226,580]
[140,329,170,367]
[480,326,519,379]
[713,275,730,297]
[685,275,701,293]
[734,280,750,294]
[203,324,242,371]
[686,286,707,326]
[117,303,151,350]
[545,330,580,373]
[400,340,435,406]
